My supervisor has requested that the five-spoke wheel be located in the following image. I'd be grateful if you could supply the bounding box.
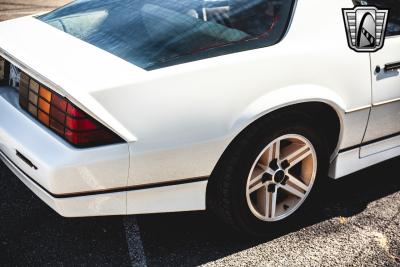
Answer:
[207,112,328,236]
[246,134,317,221]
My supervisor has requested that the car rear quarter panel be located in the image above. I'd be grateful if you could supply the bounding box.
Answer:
[90,0,371,185]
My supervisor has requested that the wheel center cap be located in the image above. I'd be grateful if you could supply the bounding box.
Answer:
[273,170,285,184]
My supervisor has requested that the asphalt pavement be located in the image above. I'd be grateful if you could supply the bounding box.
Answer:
[1,157,400,266]
[0,1,70,21]
[0,2,400,266]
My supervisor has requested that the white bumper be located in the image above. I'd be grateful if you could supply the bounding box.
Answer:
[0,149,127,217]
[0,87,130,195]
[0,86,208,216]
[0,86,129,216]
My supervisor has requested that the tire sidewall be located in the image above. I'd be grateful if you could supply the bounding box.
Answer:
[230,116,329,236]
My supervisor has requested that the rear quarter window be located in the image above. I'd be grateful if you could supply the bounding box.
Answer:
[39,0,296,70]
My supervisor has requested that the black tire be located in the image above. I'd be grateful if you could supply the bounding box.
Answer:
[207,110,330,237]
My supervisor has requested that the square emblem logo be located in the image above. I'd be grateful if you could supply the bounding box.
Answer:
[342,6,389,52]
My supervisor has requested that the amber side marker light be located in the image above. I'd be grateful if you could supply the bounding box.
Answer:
[19,72,124,147]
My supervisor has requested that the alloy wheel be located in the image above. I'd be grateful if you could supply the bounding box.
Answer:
[246,134,317,222]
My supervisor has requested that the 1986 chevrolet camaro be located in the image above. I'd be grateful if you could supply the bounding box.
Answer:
[0,0,399,236]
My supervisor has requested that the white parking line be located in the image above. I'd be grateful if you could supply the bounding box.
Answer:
[123,216,148,267]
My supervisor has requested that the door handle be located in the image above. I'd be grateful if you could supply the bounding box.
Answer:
[384,61,400,72]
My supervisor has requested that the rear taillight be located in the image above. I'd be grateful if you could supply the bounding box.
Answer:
[0,56,9,85]
[19,72,124,147]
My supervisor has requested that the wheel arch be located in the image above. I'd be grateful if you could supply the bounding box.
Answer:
[228,85,345,157]
[207,85,345,203]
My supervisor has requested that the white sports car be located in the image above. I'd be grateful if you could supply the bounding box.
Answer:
[0,0,399,236]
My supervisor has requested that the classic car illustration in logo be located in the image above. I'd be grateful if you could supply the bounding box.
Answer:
[343,6,389,52]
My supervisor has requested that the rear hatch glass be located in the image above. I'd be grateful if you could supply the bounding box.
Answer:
[38,0,295,70]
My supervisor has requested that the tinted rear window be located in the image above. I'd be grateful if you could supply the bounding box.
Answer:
[39,0,295,70]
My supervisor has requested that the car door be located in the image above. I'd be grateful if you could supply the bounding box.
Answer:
[361,0,400,157]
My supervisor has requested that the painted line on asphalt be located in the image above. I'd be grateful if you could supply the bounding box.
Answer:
[123,216,148,267]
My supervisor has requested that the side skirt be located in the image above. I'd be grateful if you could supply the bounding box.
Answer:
[329,134,400,179]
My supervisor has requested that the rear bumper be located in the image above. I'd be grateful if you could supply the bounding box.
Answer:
[0,86,130,196]
[0,150,126,217]
[0,86,208,217]
[1,148,208,216]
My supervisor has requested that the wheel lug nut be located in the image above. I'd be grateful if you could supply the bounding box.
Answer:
[282,175,289,185]
[261,173,271,183]
[281,160,290,169]
[267,184,276,193]
[269,159,279,170]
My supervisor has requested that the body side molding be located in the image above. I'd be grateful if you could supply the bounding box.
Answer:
[329,133,400,179]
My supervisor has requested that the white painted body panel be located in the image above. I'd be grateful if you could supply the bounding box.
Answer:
[127,181,207,214]
[362,36,400,155]
[361,135,400,158]
[96,0,371,186]
[370,37,400,105]
[0,88,129,195]
[0,0,399,216]
[330,135,400,178]
[0,147,206,216]
[0,149,127,217]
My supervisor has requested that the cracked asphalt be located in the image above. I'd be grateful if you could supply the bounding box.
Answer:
[0,1,400,266]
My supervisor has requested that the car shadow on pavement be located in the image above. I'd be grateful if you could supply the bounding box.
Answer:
[0,157,399,266]
[137,156,400,266]
[0,162,132,266]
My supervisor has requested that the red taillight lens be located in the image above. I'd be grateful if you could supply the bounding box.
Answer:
[18,72,124,147]
[66,117,98,131]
